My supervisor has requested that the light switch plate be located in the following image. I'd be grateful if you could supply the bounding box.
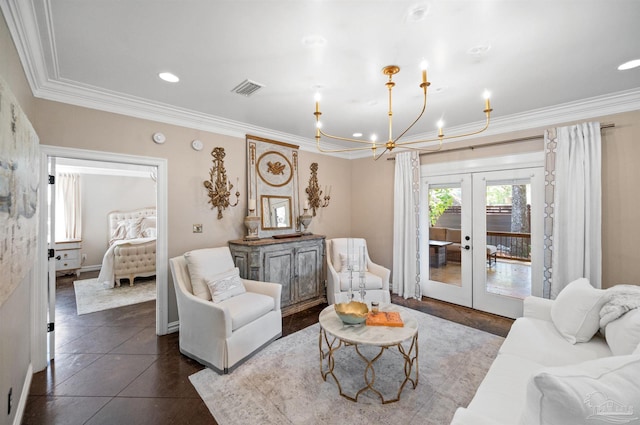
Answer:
[193,224,203,233]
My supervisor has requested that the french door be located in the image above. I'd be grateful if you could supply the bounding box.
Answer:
[420,167,543,318]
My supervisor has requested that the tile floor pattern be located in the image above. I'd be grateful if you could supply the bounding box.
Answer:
[23,272,513,425]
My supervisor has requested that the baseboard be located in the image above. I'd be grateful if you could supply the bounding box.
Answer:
[14,363,32,425]
[80,265,101,273]
[167,320,180,334]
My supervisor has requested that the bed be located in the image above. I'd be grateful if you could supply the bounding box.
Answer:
[97,207,157,288]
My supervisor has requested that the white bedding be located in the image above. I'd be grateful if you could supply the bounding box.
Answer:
[97,237,156,288]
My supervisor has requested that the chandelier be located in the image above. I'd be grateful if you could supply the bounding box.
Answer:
[313,63,493,160]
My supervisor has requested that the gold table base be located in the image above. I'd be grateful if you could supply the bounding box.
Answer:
[319,327,419,404]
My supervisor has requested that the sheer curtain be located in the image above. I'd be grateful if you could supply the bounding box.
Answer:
[392,151,421,299]
[55,173,82,241]
[543,122,601,298]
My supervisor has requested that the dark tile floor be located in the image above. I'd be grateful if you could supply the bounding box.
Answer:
[23,273,513,425]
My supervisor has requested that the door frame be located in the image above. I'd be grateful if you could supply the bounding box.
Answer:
[418,152,544,312]
[33,145,169,371]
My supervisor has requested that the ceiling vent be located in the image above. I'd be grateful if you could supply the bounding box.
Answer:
[231,79,264,97]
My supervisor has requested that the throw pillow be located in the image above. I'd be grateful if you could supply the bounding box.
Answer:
[206,267,246,303]
[183,249,222,301]
[605,308,640,356]
[551,278,606,344]
[521,355,640,425]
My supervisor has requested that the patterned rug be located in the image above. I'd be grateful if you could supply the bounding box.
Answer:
[190,306,504,425]
[73,277,156,315]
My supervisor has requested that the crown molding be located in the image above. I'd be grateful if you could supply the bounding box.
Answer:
[4,0,640,161]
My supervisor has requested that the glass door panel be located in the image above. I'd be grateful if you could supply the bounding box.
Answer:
[472,168,543,318]
[420,174,472,307]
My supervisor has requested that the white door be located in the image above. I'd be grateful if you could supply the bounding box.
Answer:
[47,157,56,360]
[472,167,543,318]
[420,166,544,319]
[421,173,473,307]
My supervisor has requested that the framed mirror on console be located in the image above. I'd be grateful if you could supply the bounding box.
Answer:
[246,135,300,238]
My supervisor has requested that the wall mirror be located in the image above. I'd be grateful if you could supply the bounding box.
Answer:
[246,135,299,238]
[261,195,292,229]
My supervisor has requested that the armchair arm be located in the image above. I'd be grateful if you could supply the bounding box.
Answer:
[242,279,282,311]
[178,291,232,339]
[326,260,341,304]
[523,296,553,322]
[368,261,391,291]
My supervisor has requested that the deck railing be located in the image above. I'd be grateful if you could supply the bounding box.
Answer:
[487,231,531,261]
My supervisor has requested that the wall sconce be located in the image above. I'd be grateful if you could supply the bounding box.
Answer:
[305,162,331,216]
[203,147,240,219]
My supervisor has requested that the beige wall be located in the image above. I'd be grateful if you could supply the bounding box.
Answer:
[352,112,640,290]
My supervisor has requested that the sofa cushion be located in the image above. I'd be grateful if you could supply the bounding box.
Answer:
[521,355,640,425]
[218,292,275,331]
[605,308,640,356]
[205,267,246,303]
[550,278,606,344]
[184,247,235,301]
[338,271,383,291]
[500,317,611,367]
[446,228,461,243]
[466,353,543,425]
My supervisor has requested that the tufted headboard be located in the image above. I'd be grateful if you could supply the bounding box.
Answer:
[107,207,156,244]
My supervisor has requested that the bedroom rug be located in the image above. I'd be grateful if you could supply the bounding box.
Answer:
[189,306,504,425]
[73,278,156,315]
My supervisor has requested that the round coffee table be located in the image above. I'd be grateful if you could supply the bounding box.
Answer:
[318,303,419,404]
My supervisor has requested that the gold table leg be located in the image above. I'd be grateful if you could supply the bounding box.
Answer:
[319,327,419,404]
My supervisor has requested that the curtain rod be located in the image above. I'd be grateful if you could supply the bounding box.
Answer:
[386,123,615,160]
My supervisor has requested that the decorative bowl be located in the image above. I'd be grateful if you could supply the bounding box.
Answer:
[334,301,369,325]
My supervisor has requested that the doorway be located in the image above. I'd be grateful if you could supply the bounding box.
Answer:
[36,146,168,367]
[419,154,544,318]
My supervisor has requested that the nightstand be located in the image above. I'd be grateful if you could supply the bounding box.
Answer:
[55,239,82,277]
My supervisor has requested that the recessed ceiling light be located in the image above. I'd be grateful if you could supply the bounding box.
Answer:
[467,45,491,57]
[158,72,179,83]
[407,3,430,22]
[353,132,363,138]
[618,59,640,71]
[302,35,327,48]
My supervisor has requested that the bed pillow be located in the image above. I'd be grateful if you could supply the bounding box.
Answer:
[520,355,640,425]
[206,268,246,303]
[605,308,640,356]
[550,278,606,344]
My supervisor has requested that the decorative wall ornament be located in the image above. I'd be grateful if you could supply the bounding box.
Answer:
[203,147,240,219]
[305,162,331,216]
[0,76,40,307]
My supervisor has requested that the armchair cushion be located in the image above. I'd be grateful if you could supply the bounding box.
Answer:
[338,272,382,291]
[339,253,367,272]
[205,267,246,303]
[219,292,275,331]
[184,247,236,301]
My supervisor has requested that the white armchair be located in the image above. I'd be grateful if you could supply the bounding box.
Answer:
[169,247,282,374]
[326,238,391,305]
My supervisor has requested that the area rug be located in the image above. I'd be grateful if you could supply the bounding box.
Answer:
[73,278,156,315]
[189,306,504,425]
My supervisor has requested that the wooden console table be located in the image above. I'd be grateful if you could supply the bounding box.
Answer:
[228,234,326,316]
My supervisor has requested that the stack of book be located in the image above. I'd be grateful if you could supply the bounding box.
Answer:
[365,311,404,327]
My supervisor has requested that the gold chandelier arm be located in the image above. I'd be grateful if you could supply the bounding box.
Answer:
[318,128,378,145]
[396,114,491,147]
[315,136,384,154]
[373,147,389,161]
[392,86,428,143]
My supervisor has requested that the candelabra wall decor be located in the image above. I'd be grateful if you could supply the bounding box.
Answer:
[305,162,331,216]
[203,147,240,219]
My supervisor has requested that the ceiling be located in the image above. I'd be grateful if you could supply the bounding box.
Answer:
[3,0,640,157]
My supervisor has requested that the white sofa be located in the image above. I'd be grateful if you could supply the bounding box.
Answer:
[451,280,640,425]
[170,247,282,374]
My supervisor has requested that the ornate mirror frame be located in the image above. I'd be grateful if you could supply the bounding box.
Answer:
[246,135,299,238]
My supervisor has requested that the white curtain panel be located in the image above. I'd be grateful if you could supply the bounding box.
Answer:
[548,122,602,298]
[55,173,82,241]
[392,151,421,299]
